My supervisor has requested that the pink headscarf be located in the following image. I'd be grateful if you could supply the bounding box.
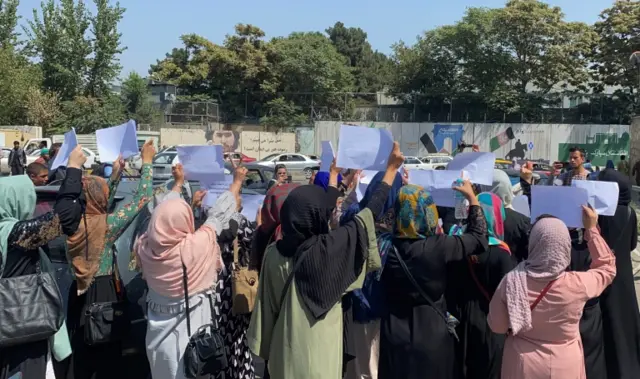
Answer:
[134,198,223,298]
[504,217,571,335]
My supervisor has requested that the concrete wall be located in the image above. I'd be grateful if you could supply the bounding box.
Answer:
[314,122,630,166]
[159,127,296,160]
[0,126,43,147]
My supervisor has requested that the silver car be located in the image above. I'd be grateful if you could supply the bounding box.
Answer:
[255,153,320,177]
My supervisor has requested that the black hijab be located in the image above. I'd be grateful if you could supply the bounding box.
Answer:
[277,184,370,319]
[598,168,631,206]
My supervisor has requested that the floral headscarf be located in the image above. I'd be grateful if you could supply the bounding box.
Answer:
[394,184,439,239]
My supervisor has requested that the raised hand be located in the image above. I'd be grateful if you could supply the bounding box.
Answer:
[141,140,156,164]
[68,145,87,169]
[387,142,404,170]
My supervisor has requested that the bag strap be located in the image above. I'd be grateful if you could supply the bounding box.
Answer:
[275,247,310,321]
[181,261,218,338]
[393,247,450,324]
[467,258,491,302]
[182,263,192,337]
[530,279,556,311]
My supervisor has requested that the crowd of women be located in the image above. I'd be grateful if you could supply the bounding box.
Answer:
[1,140,639,379]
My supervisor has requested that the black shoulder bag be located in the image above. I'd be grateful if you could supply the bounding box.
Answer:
[84,244,130,345]
[392,247,459,341]
[0,248,65,348]
[182,262,228,378]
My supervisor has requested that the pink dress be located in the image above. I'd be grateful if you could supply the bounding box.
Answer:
[488,228,616,379]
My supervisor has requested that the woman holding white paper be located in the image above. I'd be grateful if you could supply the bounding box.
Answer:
[64,141,156,379]
[378,181,488,379]
[488,208,616,379]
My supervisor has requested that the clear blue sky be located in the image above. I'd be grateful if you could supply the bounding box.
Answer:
[16,0,611,81]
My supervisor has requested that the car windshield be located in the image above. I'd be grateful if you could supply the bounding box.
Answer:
[153,153,176,164]
[260,154,279,161]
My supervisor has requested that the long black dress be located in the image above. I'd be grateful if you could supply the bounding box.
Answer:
[597,169,640,379]
[502,208,530,262]
[0,168,83,379]
[458,245,516,379]
[378,205,488,379]
[569,236,607,379]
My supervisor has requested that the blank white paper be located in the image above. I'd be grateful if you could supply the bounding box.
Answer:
[176,145,225,184]
[50,128,77,170]
[511,195,531,217]
[572,180,619,216]
[446,152,496,186]
[336,125,394,171]
[96,120,139,162]
[531,186,589,228]
[319,141,335,172]
[409,170,467,190]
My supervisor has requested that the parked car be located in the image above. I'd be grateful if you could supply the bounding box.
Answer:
[403,156,429,170]
[32,147,98,170]
[495,158,512,170]
[420,154,453,170]
[255,153,320,178]
[224,152,256,165]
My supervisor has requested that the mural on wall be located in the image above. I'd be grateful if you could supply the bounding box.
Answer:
[313,121,630,164]
[240,131,296,160]
[422,124,465,154]
[557,132,629,166]
[210,130,240,153]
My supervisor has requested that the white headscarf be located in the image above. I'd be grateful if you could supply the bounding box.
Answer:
[480,169,514,208]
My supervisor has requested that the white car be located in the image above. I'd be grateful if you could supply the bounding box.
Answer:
[402,156,430,170]
[255,153,320,177]
[420,155,453,170]
[31,147,97,170]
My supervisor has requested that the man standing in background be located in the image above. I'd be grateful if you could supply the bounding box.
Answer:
[632,159,640,186]
[617,155,630,176]
[8,140,26,175]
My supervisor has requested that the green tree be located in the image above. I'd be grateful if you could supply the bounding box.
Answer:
[25,87,61,133]
[86,0,126,97]
[25,0,91,100]
[268,32,354,119]
[326,21,391,93]
[55,94,126,133]
[260,97,308,130]
[591,1,640,121]
[0,48,42,124]
[149,25,276,121]
[121,71,161,124]
[388,27,460,114]
[0,0,19,49]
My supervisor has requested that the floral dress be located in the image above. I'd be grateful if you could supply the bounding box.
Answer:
[214,214,256,379]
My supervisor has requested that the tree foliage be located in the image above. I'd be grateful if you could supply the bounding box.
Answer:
[121,71,161,125]
[590,1,640,118]
[0,0,19,49]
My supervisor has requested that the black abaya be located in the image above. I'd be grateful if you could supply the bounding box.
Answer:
[379,205,488,379]
[458,245,516,379]
[597,169,640,379]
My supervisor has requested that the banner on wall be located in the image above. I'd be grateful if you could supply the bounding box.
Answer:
[422,124,465,154]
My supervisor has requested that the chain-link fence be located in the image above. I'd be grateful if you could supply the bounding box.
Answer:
[163,101,220,125]
[217,91,635,125]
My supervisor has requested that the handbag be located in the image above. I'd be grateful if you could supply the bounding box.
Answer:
[84,246,130,346]
[182,262,228,378]
[392,247,460,341]
[0,249,65,348]
[231,237,259,315]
